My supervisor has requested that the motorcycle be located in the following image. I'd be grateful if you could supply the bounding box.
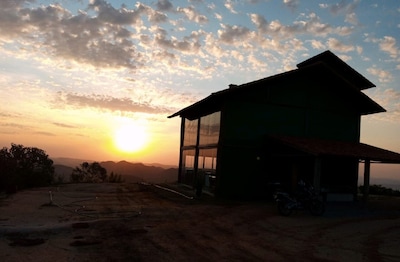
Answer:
[273,180,325,216]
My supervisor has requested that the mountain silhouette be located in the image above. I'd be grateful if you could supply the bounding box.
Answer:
[100,161,177,183]
[54,159,178,184]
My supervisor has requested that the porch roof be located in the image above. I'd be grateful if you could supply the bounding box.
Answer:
[267,135,400,164]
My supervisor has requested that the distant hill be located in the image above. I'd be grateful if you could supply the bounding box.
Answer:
[100,161,177,183]
[53,157,94,168]
[52,158,178,184]
[52,157,177,169]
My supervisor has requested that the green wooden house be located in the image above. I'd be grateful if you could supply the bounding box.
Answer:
[168,51,400,200]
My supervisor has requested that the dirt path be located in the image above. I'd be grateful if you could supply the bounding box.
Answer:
[1,183,400,261]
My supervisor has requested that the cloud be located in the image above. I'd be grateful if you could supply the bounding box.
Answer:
[52,122,77,129]
[367,68,394,83]
[309,40,325,50]
[283,0,299,11]
[176,6,208,24]
[250,13,352,39]
[214,13,223,21]
[0,1,168,69]
[153,28,203,53]
[156,0,174,12]
[379,36,399,58]
[356,45,363,54]
[33,131,56,136]
[54,92,174,114]
[345,12,358,25]
[224,0,238,14]
[0,0,392,87]
[218,24,251,44]
[328,0,360,15]
[326,38,354,52]
[366,88,400,122]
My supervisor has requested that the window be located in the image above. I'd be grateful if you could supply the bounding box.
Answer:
[199,112,220,146]
[182,149,196,185]
[198,148,217,192]
[183,119,198,146]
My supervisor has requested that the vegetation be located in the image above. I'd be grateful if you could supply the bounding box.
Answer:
[71,162,107,183]
[359,184,400,197]
[70,162,123,183]
[0,144,54,193]
[108,171,124,183]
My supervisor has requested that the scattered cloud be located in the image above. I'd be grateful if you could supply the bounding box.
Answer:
[250,12,352,39]
[367,67,393,83]
[283,0,299,11]
[328,0,360,16]
[326,38,354,52]
[379,36,399,58]
[177,6,208,24]
[156,0,173,12]
[224,0,238,14]
[33,131,56,136]
[309,40,325,50]
[218,24,251,44]
[345,12,358,25]
[366,88,400,122]
[53,92,174,115]
[52,122,77,129]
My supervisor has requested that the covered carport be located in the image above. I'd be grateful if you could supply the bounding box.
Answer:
[266,135,400,201]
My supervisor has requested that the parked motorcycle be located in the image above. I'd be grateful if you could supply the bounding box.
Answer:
[273,180,325,216]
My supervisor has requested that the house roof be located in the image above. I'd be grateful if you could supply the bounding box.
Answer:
[297,51,375,90]
[168,50,385,120]
[267,135,400,164]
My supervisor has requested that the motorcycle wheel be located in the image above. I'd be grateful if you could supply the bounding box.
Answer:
[277,202,292,216]
[309,199,325,216]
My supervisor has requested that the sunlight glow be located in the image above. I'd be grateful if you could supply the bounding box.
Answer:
[113,121,148,153]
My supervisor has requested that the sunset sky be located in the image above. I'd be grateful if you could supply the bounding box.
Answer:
[1,0,399,169]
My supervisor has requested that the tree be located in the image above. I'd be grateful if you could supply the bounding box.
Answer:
[0,144,54,192]
[108,171,123,183]
[71,162,107,183]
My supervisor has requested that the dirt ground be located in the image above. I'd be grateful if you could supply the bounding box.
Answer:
[1,183,400,262]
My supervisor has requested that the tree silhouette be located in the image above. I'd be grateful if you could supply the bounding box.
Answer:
[0,144,54,192]
[108,171,123,183]
[71,162,107,183]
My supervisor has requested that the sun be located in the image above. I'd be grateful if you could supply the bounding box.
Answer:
[113,121,148,153]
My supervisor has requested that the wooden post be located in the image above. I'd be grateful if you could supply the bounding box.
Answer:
[363,159,371,202]
[178,118,185,183]
[193,118,201,189]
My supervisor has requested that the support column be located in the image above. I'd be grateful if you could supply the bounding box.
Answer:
[313,157,321,191]
[363,159,371,202]
[178,118,185,183]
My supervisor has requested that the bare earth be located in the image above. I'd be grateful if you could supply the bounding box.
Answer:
[1,183,400,262]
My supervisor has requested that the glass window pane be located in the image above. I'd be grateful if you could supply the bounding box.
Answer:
[197,148,217,192]
[183,119,198,146]
[199,112,220,146]
[182,149,195,186]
